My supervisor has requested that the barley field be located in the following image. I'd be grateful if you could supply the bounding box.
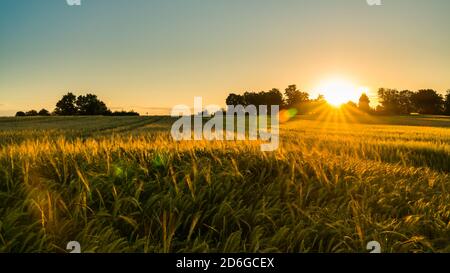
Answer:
[0,115,449,253]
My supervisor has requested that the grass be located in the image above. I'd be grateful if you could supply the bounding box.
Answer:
[0,114,449,253]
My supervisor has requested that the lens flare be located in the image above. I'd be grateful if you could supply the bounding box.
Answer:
[280,108,298,123]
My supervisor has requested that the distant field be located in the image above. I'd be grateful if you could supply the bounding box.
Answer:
[0,115,449,252]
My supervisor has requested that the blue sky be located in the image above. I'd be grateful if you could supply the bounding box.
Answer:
[1,0,450,115]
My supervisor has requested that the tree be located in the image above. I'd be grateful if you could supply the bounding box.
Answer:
[76,94,109,115]
[225,88,285,114]
[307,94,328,114]
[377,88,414,115]
[55,92,78,115]
[411,89,444,115]
[15,111,26,117]
[284,85,309,108]
[343,101,358,109]
[108,110,139,116]
[444,90,450,116]
[315,94,326,102]
[398,90,416,114]
[261,89,284,113]
[26,110,38,116]
[38,109,51,116]
[243,91,263,107]
[226,93,246,106]
[377,88,400,114]
[358,93,371,113]
[265,88,284,107]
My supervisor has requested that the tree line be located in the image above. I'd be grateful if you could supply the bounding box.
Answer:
[376,88,450,115]
[226,85,327,114]
[226,85,450,116]
[16,93,139,117]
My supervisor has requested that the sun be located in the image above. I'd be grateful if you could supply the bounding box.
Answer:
[315,78,365,107]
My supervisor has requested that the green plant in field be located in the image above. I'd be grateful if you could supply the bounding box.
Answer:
[0,115,449,253]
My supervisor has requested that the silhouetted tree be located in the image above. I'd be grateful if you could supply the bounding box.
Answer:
[55,92,78,115]
[76,94,109,115]
[38,109,51,116]
[265,88,284,107]
[376,88,449,115]
[226,93,246,106]
[108,110,140,116]
[377,88,407,115]
[358,93,371,113]
[411,89,444,115]
[226,89,284,114]
[284,85,309,109]
[15,111,26,117]
[398,90,416,114]
[26,110,38,116]
[243,91,262,107]
[225,85,448,117]
[444,90,450,116]
[378,88,397,114]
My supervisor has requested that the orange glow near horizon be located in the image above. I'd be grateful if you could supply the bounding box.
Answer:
[314,78,368,107]
[1,1,450,116]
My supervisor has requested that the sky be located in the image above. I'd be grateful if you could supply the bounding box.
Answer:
[1,0,450,116]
